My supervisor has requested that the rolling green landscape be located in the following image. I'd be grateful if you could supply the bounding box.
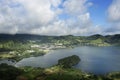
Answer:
[0,34,120,61]
[0,34,120,80]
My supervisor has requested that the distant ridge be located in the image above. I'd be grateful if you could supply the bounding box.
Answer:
[0,33,120,46]
[0,33,120,37]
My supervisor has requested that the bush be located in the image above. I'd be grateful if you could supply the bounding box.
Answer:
[0,63,23,80]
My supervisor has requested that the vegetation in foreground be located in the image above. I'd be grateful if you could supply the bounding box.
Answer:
[0,63,120,80]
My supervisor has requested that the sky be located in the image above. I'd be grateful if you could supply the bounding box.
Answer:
[0,0,120,36]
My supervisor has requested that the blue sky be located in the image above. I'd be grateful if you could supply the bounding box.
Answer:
[58,0,113,26]
[89,0,112,25]
[0,0,120,35]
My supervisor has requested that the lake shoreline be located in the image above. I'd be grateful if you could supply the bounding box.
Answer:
[0,46,120,76]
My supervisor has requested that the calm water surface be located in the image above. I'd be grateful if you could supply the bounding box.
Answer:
[1,46,120,74]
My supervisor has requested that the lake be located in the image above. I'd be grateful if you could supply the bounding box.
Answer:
[1,46,120,75]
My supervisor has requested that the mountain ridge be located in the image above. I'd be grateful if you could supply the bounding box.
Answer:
[0,33,120,46]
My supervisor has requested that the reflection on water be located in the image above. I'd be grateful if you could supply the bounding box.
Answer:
[1,46,120,74]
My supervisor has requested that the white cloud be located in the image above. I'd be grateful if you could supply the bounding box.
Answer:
[106,0,120,35]
[50,0,61,7]
[108,0,120,22]
[19,0,55,25]
[63,0,87,15]
[104,23,120,35]
[30,20,68,35]
[0,0,101,36]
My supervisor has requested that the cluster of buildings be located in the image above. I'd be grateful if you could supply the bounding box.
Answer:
[31,43,66,50]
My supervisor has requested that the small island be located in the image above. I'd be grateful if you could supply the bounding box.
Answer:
[58,55,80,68]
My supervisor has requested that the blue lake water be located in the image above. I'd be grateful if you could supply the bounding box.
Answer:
[1,46,120,74]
